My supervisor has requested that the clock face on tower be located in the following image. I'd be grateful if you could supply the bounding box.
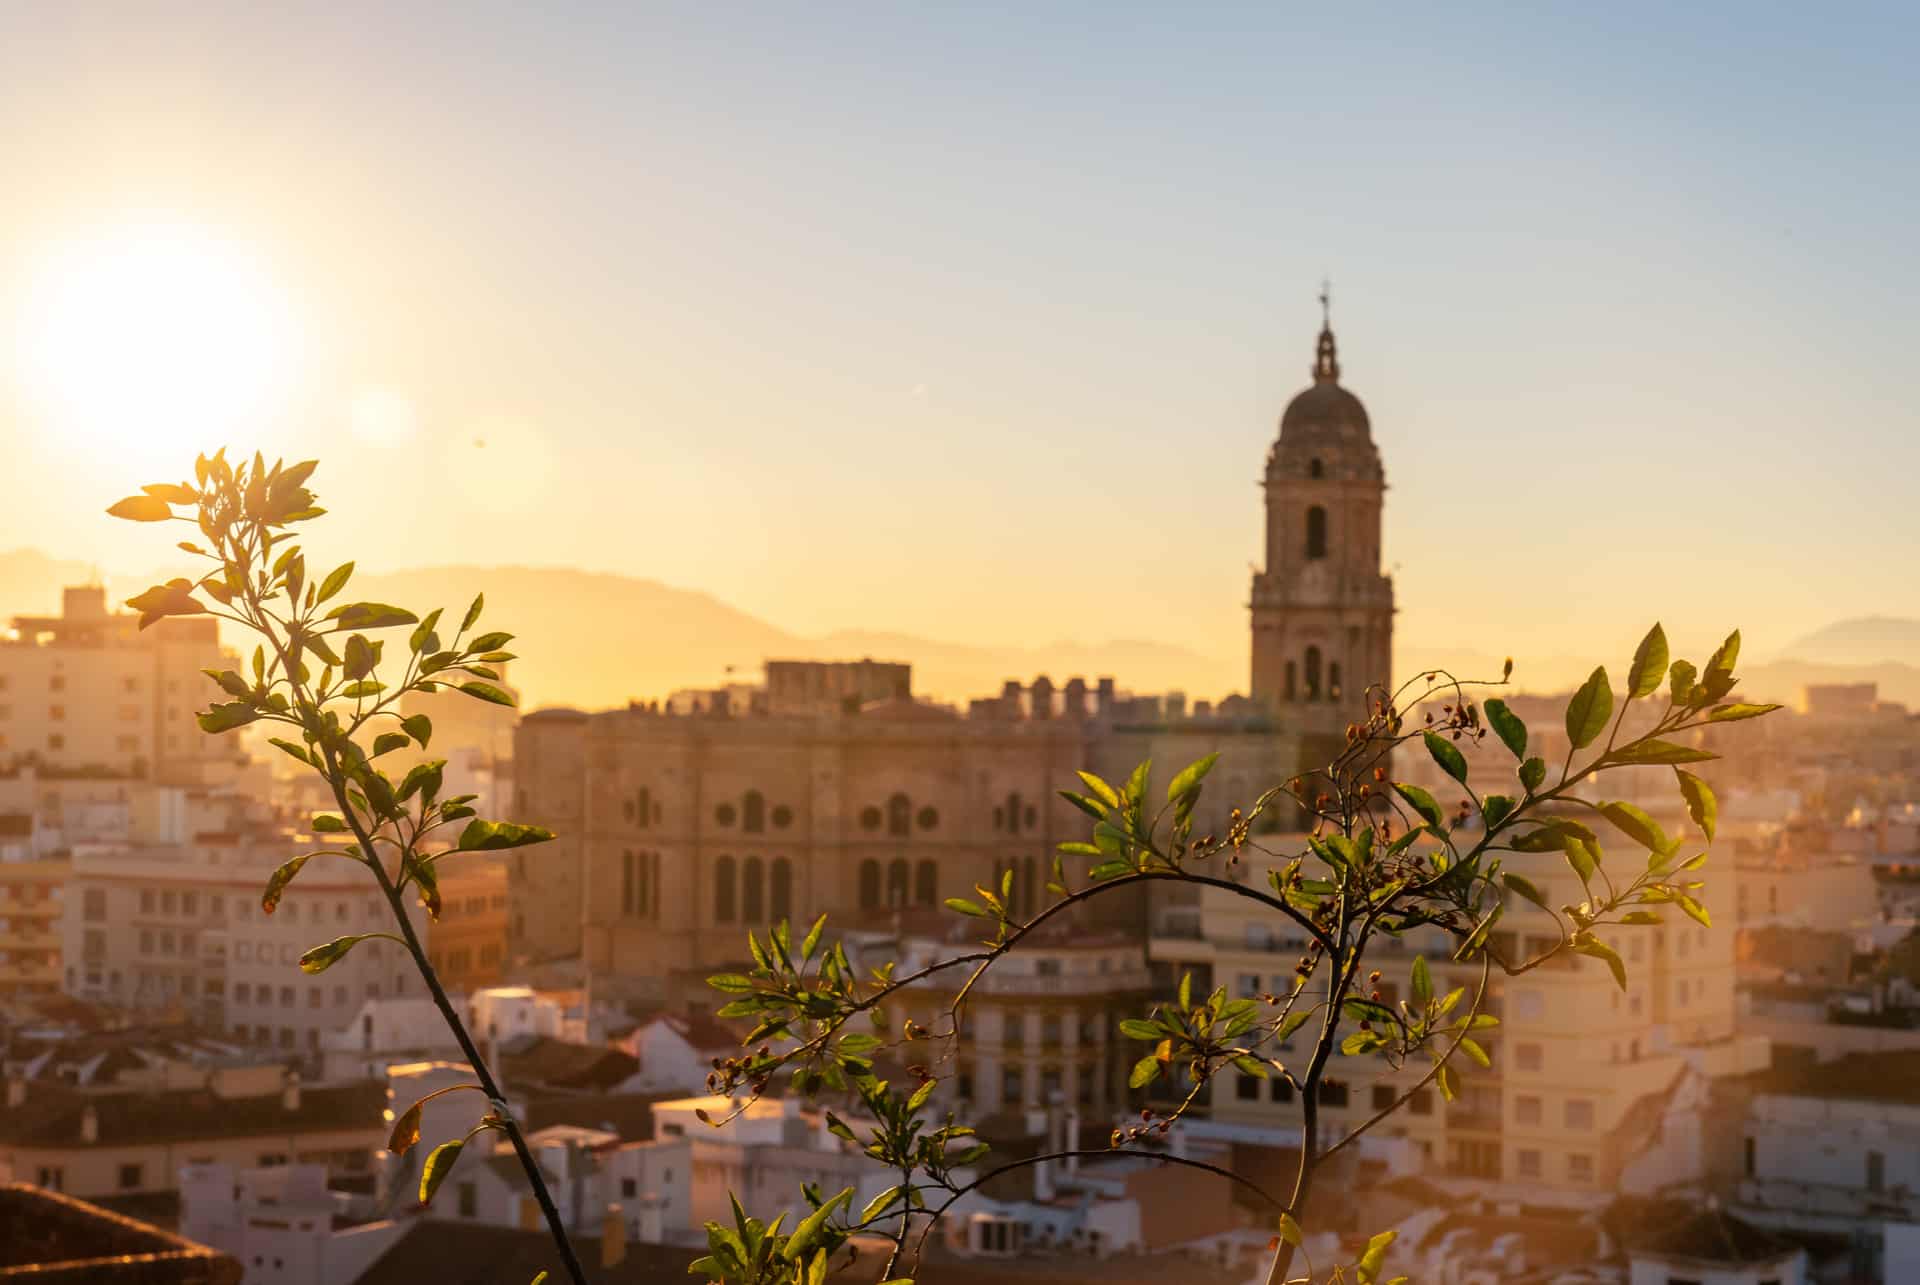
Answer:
[1250,304,1393,724]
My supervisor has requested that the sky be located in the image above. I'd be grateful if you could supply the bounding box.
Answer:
[0,2,1914,683]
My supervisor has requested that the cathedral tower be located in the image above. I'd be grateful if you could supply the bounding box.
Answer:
[1250,293,1395,736]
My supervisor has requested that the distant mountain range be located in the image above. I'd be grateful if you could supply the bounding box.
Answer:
[5,549,1917,712]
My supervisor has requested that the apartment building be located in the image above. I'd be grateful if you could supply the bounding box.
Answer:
[0,585,235,783]
[0,853,65,1001]
[63,832,429,1052]
[1151,836,1767,1201]
[428,857,508,992]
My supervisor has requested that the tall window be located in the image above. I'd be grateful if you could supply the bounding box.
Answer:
[770,858,792,922]
[742,857,765,922]
[714,857,737,923]
[743,791,765,834]
[886,858,909,907]
[1305,505,1328,559]
[887,793,911,837]
[859,860,881,910]
[1004,792,1023,835]
[914,860,937,907]
[1305,646,1323,700]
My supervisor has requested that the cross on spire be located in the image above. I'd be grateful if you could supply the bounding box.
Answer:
[1312,279,1339,383]
[1318,278,1332,328]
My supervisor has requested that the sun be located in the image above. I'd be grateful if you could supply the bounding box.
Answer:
[13,218,297,463]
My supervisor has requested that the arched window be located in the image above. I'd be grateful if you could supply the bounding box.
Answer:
[859,860,881,910]
[1005,792,1023,836]
[1329,662,1343,700]
[914,860,937,907]
[1285,661,1298,702]
[743,791,765,834]
[770,858,792,923]
[887,859,909,908]
[1309,458,1324,478]
[742,857,764,922]
[1305,647,1323,701]
[1305,506,1328,559]
[714,857,736,923]
[888,793,911,838]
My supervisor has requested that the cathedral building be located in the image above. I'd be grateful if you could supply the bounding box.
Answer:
[1250,301,1395,741]
[507,308,1395,1023]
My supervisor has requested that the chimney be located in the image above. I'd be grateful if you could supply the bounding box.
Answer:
[601,1203,628,1268]
[1033,1154,1054,1203]
[5,1079,24,1109]
[1063,678,1088,720]
[80,1103,98,1144]
[282,1069,302,1112]
[1029,676,1054,720]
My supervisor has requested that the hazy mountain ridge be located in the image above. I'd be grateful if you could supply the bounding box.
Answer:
[6,552,1915,712]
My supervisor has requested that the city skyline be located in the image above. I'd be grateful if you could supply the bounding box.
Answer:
[2,3,1916,680]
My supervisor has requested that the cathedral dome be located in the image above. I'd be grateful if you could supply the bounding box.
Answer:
[1279,380,1371,441]
[1277,319,1371,443]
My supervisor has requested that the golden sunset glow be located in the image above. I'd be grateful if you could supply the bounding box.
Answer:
[13,219,296,462]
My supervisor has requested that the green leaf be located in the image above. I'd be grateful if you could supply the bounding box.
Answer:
[860,1185,904,1224]
[1392,782,1443,828]
[1598,800,1671,854]
[461,593,485,633]
[1342,998,1395,1026]
[265,738,313,767]
[107,494,174,522]
[311,813,348,833]
[1564,666,1613,750]
[1481,794,1516,830]
[784,1187,853,1261]
[1704,629,1740,680]
[1610,738,1717,766]
[1356,1228,1397,1285]
[1573,937,1628,990]
[1128,1055,1161,1088]
[1678,894,1712,928]
[707,974,757,994]
[298,935,370,974]
[1177,972,1192,1011]
[1118,1018,1163,1041]
[1342,1030,1386,1056]
[1677,769,1717,841]
[944,897,988,918]
[328,602,419,630]
[402,714,433,748]
[261,855,312,913]
[316,561,354,604]
[1075,771,1120,810]
[1057,792,1106,823]
[456,681,516,707]
[397,760,444,804]
[1669,658,1698,706]
[389,1100,424,1157]
[1411,956,1431,1007]
[1563,837,1599,887]
[1423,731,1468,784]
[197,701,260,734]
[1278,1212,1304,1248]
[1501,872,1550,911]
[1457,1037,1491,1069]
[420,1138,465,1203]
[1165,752,1219,804]
[372,731,411,757]
[457,819,555,851]
[1707,702,1782,723]
[1483,698,1527,759]
[1627,623,1669,699]
[1519,757,1546,792]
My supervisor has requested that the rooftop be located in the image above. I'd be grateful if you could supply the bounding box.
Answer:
[0,1183,239,1283]
[1628,1204,1799,1266]
[1745,1048,1920,1106]
[0,1080,385,1150]
[355,1221,700,1285]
